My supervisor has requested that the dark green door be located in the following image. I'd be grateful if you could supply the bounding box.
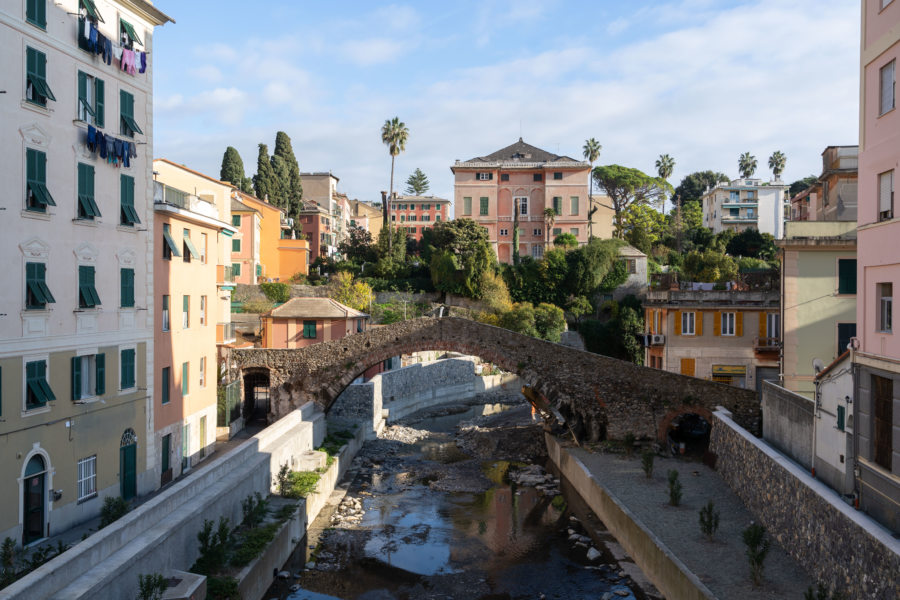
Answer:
[23,455,46,545]
[120,443,136,500]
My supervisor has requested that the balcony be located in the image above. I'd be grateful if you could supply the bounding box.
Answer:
[217,264,235,285]
[754,336,780,351]
[722,201,758,208]
[216,322,237,344]
[721,216,758,224]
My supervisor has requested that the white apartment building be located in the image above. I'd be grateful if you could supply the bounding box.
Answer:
[0,0,171,546]
[701,178,789,238]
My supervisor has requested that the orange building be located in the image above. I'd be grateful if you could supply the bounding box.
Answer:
[233,191,309,281]
[261,298,368,349]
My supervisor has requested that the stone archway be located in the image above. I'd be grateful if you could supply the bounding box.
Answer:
[657,405,715,443]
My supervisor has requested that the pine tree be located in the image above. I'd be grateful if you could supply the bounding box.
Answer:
[405,168,430,195]
[220,147,253,194]
[272,131,303,232]
[253,144,278,204]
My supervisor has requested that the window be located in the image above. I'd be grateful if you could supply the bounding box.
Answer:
[409,227,417,233]
[121,348,135,390]
[181,362,189,396]
[463,197,472,215]
[880,60,895,116]
[408,215,417,222]
[746,209,755,218]
[120,18,142,48]
[837,259,857,294]
[26,47,55,106]
[682,312,696,335]
[357,318,364,333]
[879,170,894,221]
[722,312,736,336]
[499,228,508,236]
[162,295,170,331]
[533,173,542,182]
[878,282,892,332]
[182,229,199,262]
[625,259,636,274]
[232,238,241,252]
[553,228,562,236]
[120,268,134,308]
[119,90,142,137]
[872,375,893,471]
[232,215,241,227]
[400,214,405,223]
[182,295,189,329]
[766,313,780,340]
[570,197,579,215]
[199,233,207,263]
[730,208,739,216]
[518,197,528,216]
[199,296,206,326]
[199,357,206,388]
[730,191,740,202]
[77,456,97,502]
[680,358,695,376]
[477,172,491,181]
[72,353,104,400]
[532,245,544,259]
[25,262,55,309]
[479,197,489,216]
[533,228,541,236]
[77,163,100,219]
[552,197,562,215]
[78,265,100,308]
[835,404,846,432]
[554,172,563,180]
[26,0,46,28]
[570,228,579,236]
[436,215,441,221]
[232,263,241,277]
[391,215,396,222]
[26,148,55,212]
[837,323,856,354]
[77,72,104,127]
[26,360,55,409]
[161,433,171,472]
[162,224,180,259]
[303,320,317,339]
[422,215,430,222]
[161,367,170,405]
[120,175,140,226]
[500,173,509,181]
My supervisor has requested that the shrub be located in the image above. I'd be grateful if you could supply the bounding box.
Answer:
[742,523,770,586]
[241,493,268,528]
[137,573,168,600]
[1,537,15,570]
[206,575,240,600]
[276,463,291,497]
[240,299,275,314]
[805,583,844,600]
[193,517,231,576]
[259,282,291,303]
[231,523,279,567]
[699,500,719,540]
[667,470,683,506]
[624,433,636,458]
[99,496,129,528]
[641,448,655,479]
[282,471,320,499]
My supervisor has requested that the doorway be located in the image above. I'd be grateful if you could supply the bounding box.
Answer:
[243,370,270,423]
[23,455,46,545]
[120,429,137,501]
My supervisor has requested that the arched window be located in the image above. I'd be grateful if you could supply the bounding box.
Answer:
[24,454,45,476]
[120,428,137,446]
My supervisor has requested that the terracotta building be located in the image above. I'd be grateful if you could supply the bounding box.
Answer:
[261,298,369,349]
[390,195,450,241]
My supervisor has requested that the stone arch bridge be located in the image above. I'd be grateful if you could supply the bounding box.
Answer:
[232,317,760,442]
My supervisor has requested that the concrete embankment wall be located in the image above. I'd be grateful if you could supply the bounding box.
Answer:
[545,434,715,600]
[330,357,520,436]
[3,404,328,600]
[760,380,814,470]
[710,408,900,599]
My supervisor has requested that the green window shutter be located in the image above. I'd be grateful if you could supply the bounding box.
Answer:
[182,230,200,259]
[571,196,579,215]
[71,356,82,401]
[120,19,143,45]
[162,224,182,257]
[232,263,241,276]
[77,163,100,218]
[121,349,135,389]
[79,265,101,308]
[120,91,142,136]
[161,367,170,404]
[120,268,134,307]
[161,434,170,472]
[26,148,55,209]
[463,197,472,215]
[26,47,55,103]
[232,215,241,227]
[27,0,47,28]
[95,353,105,395]
[183,295,189,313]
[553,197,562,215]
[480,197,489,215]
[182,362,189,395]
[838,259,857,294]
[304,320,317,338]
[94,78,105,127]
[120,175,140,225]
[232,239,241,252]
[836,405,845,431]
[77,72,95,119]
[26,262,55,308]
[81,0,104,23]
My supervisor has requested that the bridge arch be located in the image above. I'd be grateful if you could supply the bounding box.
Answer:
[233,317,760,443]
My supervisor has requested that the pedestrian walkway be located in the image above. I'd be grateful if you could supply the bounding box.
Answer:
[568,445,814,599]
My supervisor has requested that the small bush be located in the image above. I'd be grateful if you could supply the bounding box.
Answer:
[137,573,168,600]
[1,537,15,570]
[276,463,291,497]
[259,282,290,303]
[241,492,268,528]
[667,470,683,506]
[193,517,231,576]
[240,299,275,314]
[641,448,655,479]
[99,496,129,528]
[282,471,320,499]
[742,523,770,586]
[206,575,240,600]
[805,583,844,600]
[230,523,279,567]
[699,500,719,540]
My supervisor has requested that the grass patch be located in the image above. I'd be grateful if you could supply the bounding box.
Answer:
[282,471,321,499]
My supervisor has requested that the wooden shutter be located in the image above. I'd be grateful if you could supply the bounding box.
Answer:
[713,311,721,336]
[696,311,703,336]
[759,312,767,339]
[95,78,104,127]
[880,171,894,214]
[674,311,682,335]
[680,358,695,377]
[71,356,82,401]
[736,312,744,337]
[95,353,105,395]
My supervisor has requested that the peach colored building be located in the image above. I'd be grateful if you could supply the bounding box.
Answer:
[451,138,612,263]
[390,195,450,241]
[299,202,335,260]
[260,298,369,349]
[853,0,900,530]
[350,199,383,240]
[229,196,260,284]
[789,146,858,222]
[153,166,237,485]
[233,191,309,282]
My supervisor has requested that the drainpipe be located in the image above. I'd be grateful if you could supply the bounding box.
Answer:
[812,374,819,479]
[778,243,785,387]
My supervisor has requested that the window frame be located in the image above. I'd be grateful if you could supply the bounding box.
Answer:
[553,172,563,180]
[199,356,206,388]
[570,196,579,215]
[479,197,489,216]
[721,312,736,336]
[25,261,56,310]
[837,259,857,295]
[25,358,55,410]
[120,347,136,391]
[878,170,894,222]
[199,295,206,326]
[303,320,317,339]
[120,175,140,226]
[161,366,170,405]
[26,46,56,106]
[681,311,696,336]
[119,89,143,137]
[879,59,896,117]
[76,455,98,503]
[77,163,101,220]
[766,313,780,340]
[552,196,562,215]
[120,267,135,308]
[182,295,190,329]
[161,294,170,331]
[878,282,893,333]
[78,265,101,309]
[463,197,472,215]
[26,0,47,28]
[26,148,55,212]
[181,361,189,396]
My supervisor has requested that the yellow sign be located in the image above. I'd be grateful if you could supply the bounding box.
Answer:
[712,365,747,376]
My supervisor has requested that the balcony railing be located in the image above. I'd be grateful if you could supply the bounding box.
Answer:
[217,265,235,284]
[216,322,236,344]
[754,336,780,351]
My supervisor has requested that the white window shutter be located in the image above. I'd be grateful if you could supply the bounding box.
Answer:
[880,170,894,213]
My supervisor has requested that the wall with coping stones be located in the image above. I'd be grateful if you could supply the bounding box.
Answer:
[761,380,814,470]
[233,317,760,442]
[709,408,900,599]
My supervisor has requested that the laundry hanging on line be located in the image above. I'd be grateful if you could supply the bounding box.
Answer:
[82,20,147,76]
[86,125,137,168]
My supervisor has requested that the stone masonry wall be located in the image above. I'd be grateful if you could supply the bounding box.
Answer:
[710,408,900,599]
[234,317,760,442]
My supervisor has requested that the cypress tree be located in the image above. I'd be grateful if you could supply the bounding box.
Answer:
[269,154,290,210]
[220,146,253,194]
[253,143,278,204]
[272,131,303,231]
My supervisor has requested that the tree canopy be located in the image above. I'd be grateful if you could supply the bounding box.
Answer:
[405,168,430,195]
[220,146,253,194]
[429,219,496,298]
[738,152,758,178]
[673,171,729,205]
[725,228,777,261]
[592,165,671,238]
[253,143,278,204]
[789,175,818,199]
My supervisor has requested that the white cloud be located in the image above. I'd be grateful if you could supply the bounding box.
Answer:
[340,38,409,66]
[189,64,223,83]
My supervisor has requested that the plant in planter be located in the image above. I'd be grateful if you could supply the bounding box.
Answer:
[641,448,655,479]
[699,500,719,540]
[742,523,770,586]
[667,470,683,506]
[137,573,168,600]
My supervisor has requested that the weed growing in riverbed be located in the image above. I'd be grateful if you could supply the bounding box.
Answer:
[641,448,655,478]
[804,583,845,600]
[137,573,167,600]
[283,471,321,499]
[742,523,770,586]
[551,495,567,512]
[194,518,231,575]
[241,492,269,528]
[699,500,719,540]
[667,470,683,506]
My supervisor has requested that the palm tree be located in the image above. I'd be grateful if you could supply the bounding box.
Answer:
[656,153,678,250]
[768,151,786,180]
[738,152,758,179]
[583,138,602,238]
[543,207,557,249]
[381,117,409,250]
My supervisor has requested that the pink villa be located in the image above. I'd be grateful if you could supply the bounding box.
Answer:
[261,297,369,349]
[390,195,450,241]
[854,0,900,530]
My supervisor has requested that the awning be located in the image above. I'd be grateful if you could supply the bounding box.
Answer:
[712,365,747,376]
[81,0,104,22]
[120,19,142,45]
[183,236,200,260]
[121,114,143,136]
[78,194,101,218]
[28,74,56,102]
[162,229,182,257]
[28,181,56,206]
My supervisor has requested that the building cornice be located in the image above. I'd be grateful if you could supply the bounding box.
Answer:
[153,202,237,233]
[119,0,175,26]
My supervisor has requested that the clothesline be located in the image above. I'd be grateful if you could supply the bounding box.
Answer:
[85,125,138,168]
[81,19,148,76]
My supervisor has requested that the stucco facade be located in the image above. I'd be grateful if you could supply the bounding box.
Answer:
[233,191,308,281]
[451,138,613,263]
[0,0,171,546]
[390,195,450,241]
[229,198,260,285]
[701,177,789,238]
[350,199,383,240]
[301,172,351,256]
[260,298,368,349]
[789,146,858,223]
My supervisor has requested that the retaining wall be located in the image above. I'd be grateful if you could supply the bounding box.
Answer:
[710,408,900,599]
[761,380,814,470]
[2,404,327,600]
[545,435,715,600]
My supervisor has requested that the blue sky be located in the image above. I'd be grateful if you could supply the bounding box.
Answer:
[151,0,860,205]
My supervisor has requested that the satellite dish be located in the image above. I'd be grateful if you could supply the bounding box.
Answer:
[812,358,825,374]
